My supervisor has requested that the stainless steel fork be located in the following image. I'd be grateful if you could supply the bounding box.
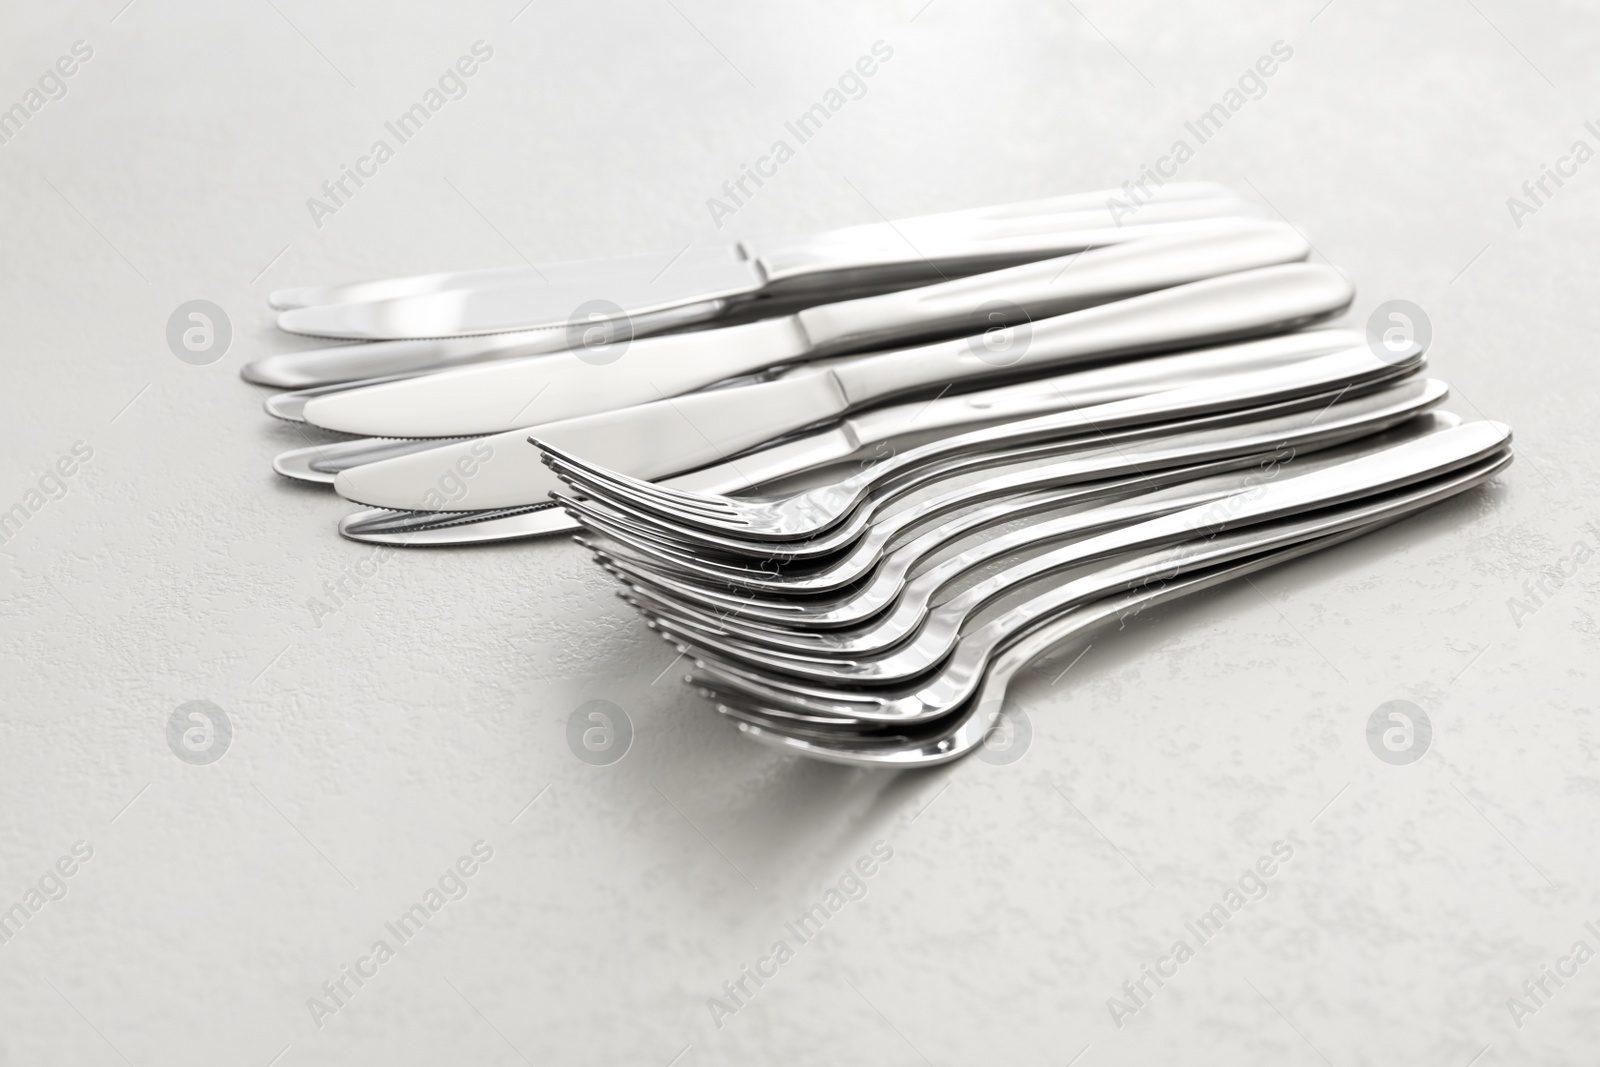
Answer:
[538,345,1418,548]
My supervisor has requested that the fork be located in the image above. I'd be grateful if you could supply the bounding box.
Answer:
[683,443,1513,735]
[605,409,1461,646]
[539,345,1421,551]
[580,380,1448,608]
[725,468,1501,766]
[631,421,1511,686]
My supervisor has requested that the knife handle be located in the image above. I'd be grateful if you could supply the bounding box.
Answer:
[757,191,1259,293]
[793,218,1307,356]
[825,263,1354,408]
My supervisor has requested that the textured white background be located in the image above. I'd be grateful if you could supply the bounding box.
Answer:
[1,0,1598,1064]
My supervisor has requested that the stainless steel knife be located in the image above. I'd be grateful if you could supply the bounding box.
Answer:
[296,219,1309,438]
[331,263,1354,511]
[282,329,1362,486]
[243,297,720,389]
[270,181,1249,310]
[274,187,1259,339]
[249,211,1266,389]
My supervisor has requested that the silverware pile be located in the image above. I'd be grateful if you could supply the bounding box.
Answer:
[540,362,1509,766]
[253,183,1512,763]
[254,183,1348,544]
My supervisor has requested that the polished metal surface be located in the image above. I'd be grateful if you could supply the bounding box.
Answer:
[299,328,1354,485]
[244,297,723,388]
[606,439,1512,766]
[537,344,1414,548]
[296,219,1310,438]
[589,390,1454,608]
[729,453,1511,767]
[334,265,1354,511]
[627,422,1510,686]
[271,185,1258,339]
[11,2,1587,1062]
[328,330,1365,543]
[272,436,473,483]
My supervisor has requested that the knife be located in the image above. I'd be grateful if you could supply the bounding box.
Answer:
[275,190,1259,339]
[250,202,1263,388]
[270,244,766,311]
[332,263,1354,511]
[243,297,721,389]
[280,329,1362,486]
[248,212,1266,389]
[270,181,1249,310]
[297,219,1309,438]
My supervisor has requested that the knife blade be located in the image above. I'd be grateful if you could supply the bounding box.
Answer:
[268,244,754,311]
[297,219,1310,438]
[332,264,1354,511]
[280,329,1362,485]
[243,298,723,389]
[275,191,1260,339]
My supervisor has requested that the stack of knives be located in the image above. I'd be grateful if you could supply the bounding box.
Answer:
[255,181,1403,546]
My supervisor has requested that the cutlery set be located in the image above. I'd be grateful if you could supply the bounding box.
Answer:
[254,182,1512,763]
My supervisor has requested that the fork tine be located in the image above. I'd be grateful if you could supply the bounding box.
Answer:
[538,453,714,522]
[550,470,758,532]
[552,487,782,564]
[691,670,887,723]
[623,586,837,655]
[555,492,713,559]
[533,437,743,515]
[709,699,908,741]
[545,460,725,519]
[602,555,822,618]
[567,502,791,580]
[624,581,845,651]
[678,641,902,716]
[568,467,741,519]
[687,644,930,721]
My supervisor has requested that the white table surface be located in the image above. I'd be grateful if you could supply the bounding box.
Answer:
[3,0,1598,1063]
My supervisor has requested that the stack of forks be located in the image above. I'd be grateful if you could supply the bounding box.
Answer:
[537,358,1509,766]
[254,183,1512,762]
